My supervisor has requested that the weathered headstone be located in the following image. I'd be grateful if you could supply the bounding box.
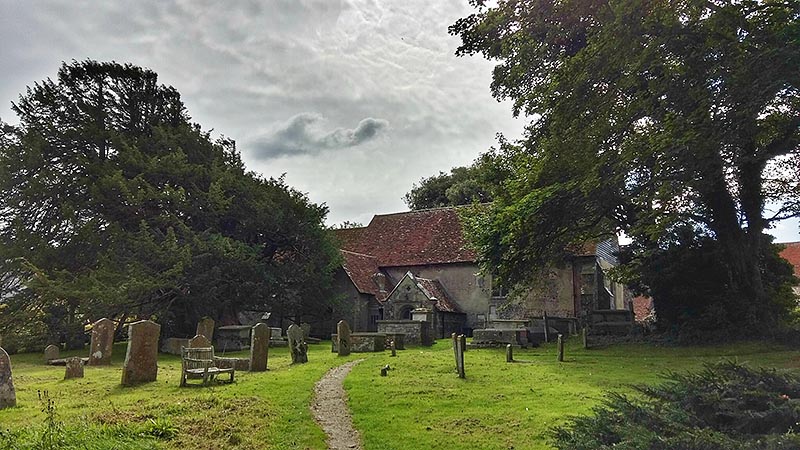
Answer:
[543,311,550,344]
[64,356,84,380]
[506,344,513,363]
[390,340,396,357]
[456,334,466,379]
[196,317,215,342]
[121,320,160,385]
[88,318,115,366]
[287,324,308,364]
[336,320,351,357]
[452,333,458,372]
[188,334,211,348]
[250,323,271,372]
[0,347,16,408]
[557,334,564,362]
[300,322,311,341]
[582,327,589,349]
[44,344,59,363]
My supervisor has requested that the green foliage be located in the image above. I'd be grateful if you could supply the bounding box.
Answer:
[0,60,340,339]
[403,158,495,210]
[552,361,800,450]
[450,0,800,334]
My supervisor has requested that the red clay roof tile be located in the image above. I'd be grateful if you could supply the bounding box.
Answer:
[779,242,800,277]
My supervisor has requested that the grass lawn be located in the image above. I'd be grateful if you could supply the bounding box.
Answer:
[2,338,799,449]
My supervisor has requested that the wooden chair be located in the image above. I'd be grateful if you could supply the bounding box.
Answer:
[180,346,235,387]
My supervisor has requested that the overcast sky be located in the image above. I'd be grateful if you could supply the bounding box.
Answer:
[1,0,798,242]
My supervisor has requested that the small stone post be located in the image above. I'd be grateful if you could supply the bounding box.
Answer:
[121,320,161,385]
[88,318,115,366]
[543,311,550,344]
[451,333,458,372]
[582,327,589,349]
[557,334,564,362]
[250,323,271,372]
[0,347,16,409]
[390,340,396,357]
[506,344,513,363]
[456,334,466,379]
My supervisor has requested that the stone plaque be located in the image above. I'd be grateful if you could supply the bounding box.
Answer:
[250,323,271,372]
[287,324,308,364]
[64,356,84,379]
[121,320,160,385]
[196,317,215,342]
[88,318,114,366]
[0,347,16,408]
[188,334,211,348]
[44,344,59,362]
[337,320,351,357]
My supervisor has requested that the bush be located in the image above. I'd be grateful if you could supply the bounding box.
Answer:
[551,362,800,450]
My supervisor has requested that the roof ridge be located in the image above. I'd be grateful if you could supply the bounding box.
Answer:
[340,249,377,258]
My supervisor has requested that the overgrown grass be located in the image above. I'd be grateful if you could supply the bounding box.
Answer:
[1,338,799,449]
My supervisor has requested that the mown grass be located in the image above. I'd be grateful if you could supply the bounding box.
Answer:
[1,338,799,449]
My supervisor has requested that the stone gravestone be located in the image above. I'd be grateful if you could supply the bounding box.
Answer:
[336,320,351,357]
[188,334,211,349]
[44,344,59,363]
[455,335,466,379]
[0,347,16,409]
[300,322,311,341]
[196,317,215,342]
[506,344,513,363]
[557,334,565,362]
[390,340,397,357]
[250,323,271,372]
[287,324,308,364]
[451,333,458,372]
[64,357,84,380]
[88,318,114,366]
[121,320,161,385]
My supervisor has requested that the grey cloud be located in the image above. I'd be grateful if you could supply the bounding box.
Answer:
[250,113,389,159]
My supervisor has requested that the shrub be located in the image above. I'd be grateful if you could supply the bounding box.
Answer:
[551,362,800,450]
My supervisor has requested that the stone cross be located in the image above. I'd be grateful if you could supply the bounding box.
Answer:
[64,357,84,380]
[250,323,271,372]
[188,334,211,348]
[455,334,466,379]
[121,320,161,385]
[88,318,115,366]
[0,347,16,409]
[506,344,513,363]
[287,324,308,364]
[44,344,59,363]
[336,320,351,357]
[557,334,564,362]
[196,317,215,342]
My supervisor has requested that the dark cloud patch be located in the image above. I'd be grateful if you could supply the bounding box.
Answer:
[250,113,389,159]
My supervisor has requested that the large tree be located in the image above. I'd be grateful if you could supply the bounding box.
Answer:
[0,60,340,344]
[451,0,799,333]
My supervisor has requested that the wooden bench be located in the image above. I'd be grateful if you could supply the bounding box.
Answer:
[180,346,235,387]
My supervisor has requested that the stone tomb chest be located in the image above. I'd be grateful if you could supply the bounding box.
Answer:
[331,332,386,353]
[216,325,252,351]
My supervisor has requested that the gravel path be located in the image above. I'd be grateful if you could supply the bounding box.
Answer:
[311,359,365,450]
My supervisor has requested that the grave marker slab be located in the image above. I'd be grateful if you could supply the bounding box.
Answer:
[557,334,565,362]
[44,344,59,363]
[88,318,114,366]
[0,347,15,408]
[64,357,84,379]
[121,320,160,385]
[456,334,466,379]
[337,320,351,357]
[250,323,271,372]
[188,334,211,348]
[287,324,308,364]
[196,317,215,342]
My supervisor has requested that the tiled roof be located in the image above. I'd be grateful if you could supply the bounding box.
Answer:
[415,277,462,313]
[334,207,476,267]
[779,242,800,278]
[340,250,388,302]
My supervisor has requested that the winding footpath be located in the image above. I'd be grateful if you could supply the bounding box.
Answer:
[311,359,365,450]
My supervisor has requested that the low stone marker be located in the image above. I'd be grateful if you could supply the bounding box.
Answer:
[557,334,564,362]
[250,323,271,372]
[506,344,513,363]
[88,318,115,366]
[455,335,466,379]
[451,333,458,372]
[0,347,16,409]
[390,340,396,357]
[188,334,211,348]
[196,317,215,342]
[287,324,308,364]
[44,344,59,363]
[64,357,84,380]
[337,320,351,357]
[121,320,161,385]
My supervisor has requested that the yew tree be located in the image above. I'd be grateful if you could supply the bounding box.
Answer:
[451,0,799,333]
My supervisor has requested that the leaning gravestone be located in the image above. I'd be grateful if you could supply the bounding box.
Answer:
[287,324,308,364]
[88,318,114,366]
[250,323,271,372]
[64,357,84,380]
[196,317,215,342]
[188,334,211,348]
[121,320,160,385]
[0,347,16,409]
[337,320,351,357]
[44,344,59,363]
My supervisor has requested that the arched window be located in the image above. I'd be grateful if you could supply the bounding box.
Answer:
[400,306,413,320]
